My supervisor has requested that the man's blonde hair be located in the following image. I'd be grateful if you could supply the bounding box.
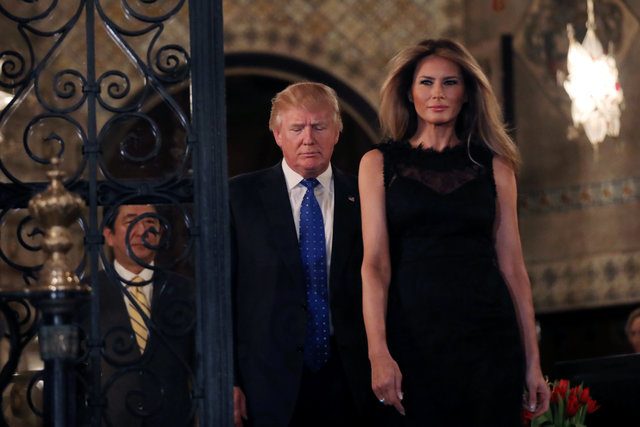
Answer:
[269,82,343,132]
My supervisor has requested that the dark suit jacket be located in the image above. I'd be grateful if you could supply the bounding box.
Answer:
[78,268,195,427]
[230,163,371,426]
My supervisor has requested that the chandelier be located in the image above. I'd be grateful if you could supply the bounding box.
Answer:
[0,59,14,111]
[0,91,11,111]
[563,0,624,147]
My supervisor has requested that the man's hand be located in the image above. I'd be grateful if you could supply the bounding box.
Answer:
[233,386,248,427]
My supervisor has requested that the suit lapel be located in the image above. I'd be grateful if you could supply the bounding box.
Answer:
[257,165,305,286]
[151,268,167,312]
[329,168,358,292]
[100,269,133,331]
[99,269,143,357]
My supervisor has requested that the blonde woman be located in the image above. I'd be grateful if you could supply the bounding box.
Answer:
[359,39,549,426]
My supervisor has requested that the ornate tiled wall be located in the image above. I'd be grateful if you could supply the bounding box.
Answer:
[506,0,640,313]
[520,182,640,312]
[528,251,640,312]
[224,0,640,313]
[223,0,464,107]
[3,1,637,314]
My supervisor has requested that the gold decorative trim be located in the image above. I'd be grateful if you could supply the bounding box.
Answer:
[519,176,639,214]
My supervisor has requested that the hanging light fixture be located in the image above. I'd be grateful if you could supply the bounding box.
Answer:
[0,59,14,111]
[0,90,11,111]
[563,0,624,147]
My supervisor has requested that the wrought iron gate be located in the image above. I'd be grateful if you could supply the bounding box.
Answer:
[0,1,230,425]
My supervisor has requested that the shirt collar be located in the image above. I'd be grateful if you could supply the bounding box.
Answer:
[114,259,154,283]
[281,160,333,191]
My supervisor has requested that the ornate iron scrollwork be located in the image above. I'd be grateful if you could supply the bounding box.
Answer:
[0,1,201,425]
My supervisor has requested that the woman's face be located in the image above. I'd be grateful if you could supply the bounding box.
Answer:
[628,317,640,353]
[410,55,466,128]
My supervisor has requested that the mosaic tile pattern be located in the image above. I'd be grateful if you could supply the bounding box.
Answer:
[223,0,464,107]
[519,176,640,214]
[529,251,640,313]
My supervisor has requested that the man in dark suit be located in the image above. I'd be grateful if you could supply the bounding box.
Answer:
[230,82,374,427]
[79,204,195,426]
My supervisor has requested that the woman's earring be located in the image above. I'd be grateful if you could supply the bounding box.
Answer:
[408,93,414,103]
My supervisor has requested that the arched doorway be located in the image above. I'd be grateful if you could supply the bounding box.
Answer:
[116,53,379,178]
[225,53,380,177]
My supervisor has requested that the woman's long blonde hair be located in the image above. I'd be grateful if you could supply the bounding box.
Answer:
[379,38,520,172]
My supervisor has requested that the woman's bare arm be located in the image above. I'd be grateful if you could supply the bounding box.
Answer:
[493,156,550,416]
[359,149,404,415]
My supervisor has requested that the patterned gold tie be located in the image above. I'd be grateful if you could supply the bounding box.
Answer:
[127,275,151,353]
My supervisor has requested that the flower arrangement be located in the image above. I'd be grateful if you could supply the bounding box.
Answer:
[525,379,599,427]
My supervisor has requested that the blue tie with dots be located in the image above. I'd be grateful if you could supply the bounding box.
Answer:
[299,178,330,371]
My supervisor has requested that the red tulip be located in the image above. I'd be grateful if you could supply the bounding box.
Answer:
[555,379,569,398]
[579,387,591,403]
[566,394,580,417]
[521,408,534,426]
[544,379,599,424]
[568,386,579,399]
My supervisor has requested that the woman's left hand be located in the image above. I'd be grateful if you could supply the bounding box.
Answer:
[525,365,550,417]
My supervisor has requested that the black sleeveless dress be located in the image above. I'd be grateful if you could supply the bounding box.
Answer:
[377,141,525,427]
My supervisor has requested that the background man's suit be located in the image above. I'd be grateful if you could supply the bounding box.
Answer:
[230,163,372,426]
[79,268,194,427]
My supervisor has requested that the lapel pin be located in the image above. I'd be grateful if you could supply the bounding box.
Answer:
[347,196,355,202]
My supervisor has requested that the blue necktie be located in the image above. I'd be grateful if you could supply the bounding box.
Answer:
[299,178,330,371]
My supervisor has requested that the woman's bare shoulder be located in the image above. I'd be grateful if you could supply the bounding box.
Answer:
[360,148,384,169]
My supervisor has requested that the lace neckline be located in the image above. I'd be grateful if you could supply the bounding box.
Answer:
[378,138,493,191]
[411,141,465,154]
[396,140,467,158]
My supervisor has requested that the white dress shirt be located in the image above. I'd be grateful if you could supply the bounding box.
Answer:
[114,259,154,310]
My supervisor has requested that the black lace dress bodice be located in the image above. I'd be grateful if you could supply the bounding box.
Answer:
[382,141,497,261]
[376,141,525,427]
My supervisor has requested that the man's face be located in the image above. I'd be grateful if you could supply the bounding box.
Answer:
[103,205,161,272]
[272,106,340,178]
